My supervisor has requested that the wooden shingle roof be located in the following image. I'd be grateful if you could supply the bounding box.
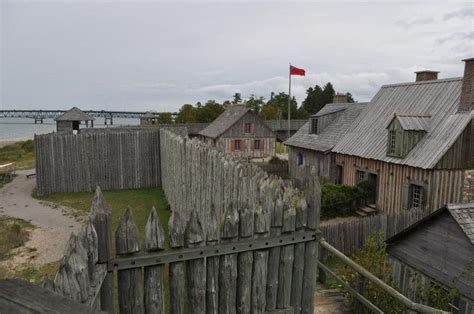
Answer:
[285,103,367,152]
[332,77,473,169]
[55,107,94,121]
[198,105,250,139]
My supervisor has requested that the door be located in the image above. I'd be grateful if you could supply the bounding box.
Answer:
[367,173,378,206]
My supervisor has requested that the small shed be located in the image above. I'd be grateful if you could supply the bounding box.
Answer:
[55,107,94,133]
[140,112,160,126]
[386,203,474,313]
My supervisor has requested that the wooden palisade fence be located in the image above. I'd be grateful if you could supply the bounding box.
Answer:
[43,129,322,314]
[320,207,429,255]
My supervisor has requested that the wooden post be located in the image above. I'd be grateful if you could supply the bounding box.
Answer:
[144,207,166,314]
[90,187,114,313]
[185,211,206,314]
[277,188,296,309]
[355,274,368,313]
[237,205,253,313]
[116,208,144,314]
[301,167,321,314]
[291,197,308,313]
[169,210,186,314]
[219,204,239,314]
[206,204,220,314]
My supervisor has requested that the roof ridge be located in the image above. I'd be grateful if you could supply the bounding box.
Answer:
[381,77,463,89]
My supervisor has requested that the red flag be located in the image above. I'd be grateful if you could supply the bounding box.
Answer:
[290,65,305,76]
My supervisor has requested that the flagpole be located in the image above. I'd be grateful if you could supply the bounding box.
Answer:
[288,63,291,140]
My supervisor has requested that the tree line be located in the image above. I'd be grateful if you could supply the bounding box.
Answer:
[156,82,354,124]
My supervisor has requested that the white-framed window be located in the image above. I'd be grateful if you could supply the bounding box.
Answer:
[388,130,397,154]
[410,184,424,209]
[356,170,366,183]
[297,153,304,166]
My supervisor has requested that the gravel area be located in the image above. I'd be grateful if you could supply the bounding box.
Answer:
[0,169,81,265]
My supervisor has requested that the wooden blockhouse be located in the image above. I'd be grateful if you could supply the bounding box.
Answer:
[55,107,94,133]
[386,203,474,313]
[140,111,160,126]
[198,105,276,158]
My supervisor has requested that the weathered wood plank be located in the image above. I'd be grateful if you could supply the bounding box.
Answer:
[169,210,186,314]
[186,211,206,314]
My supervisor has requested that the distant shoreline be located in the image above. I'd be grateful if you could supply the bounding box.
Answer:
[0,140,19,149]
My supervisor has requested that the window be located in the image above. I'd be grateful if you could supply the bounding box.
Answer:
[234,139,241,151]
[388,130,397,154]
[410,184,424,209]
[356,170,366,183]
[254,139,261,150]
[336,165,343,184]
[245,123,252,133]
[310,118,318,134]
[297,153,304,166]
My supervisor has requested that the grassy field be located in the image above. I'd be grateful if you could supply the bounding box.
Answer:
[0,140,36,170]
[35,187,171,248]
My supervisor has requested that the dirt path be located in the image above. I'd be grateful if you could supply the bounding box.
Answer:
[0,169,81,265]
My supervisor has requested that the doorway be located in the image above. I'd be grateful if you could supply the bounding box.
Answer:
[367,173,378,207]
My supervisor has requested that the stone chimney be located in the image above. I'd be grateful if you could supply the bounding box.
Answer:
[415,70,439,82]
[460,58,474,111]
[333,93,348,103]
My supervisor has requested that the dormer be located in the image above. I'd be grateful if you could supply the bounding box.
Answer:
[309,102,350,135]
[309,116,318,134]
[386,114,430,158]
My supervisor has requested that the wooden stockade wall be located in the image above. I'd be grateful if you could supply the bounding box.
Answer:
[320,207,428,255]
[44,129,322,314]
[35,128,161,195]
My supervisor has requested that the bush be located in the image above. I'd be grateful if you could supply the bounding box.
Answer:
[321,181,369,219]
[268,156,287,166]
[21,140,34,153]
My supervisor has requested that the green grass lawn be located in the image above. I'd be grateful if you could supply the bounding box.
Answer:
[0,140,36,170]
[35,187,171,249]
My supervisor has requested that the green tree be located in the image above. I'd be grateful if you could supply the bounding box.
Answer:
[302,82,357,115]
[232,93,242,104]
[158,112,173,124]
[175,104,197,123]
[196,100,225,123]
[346,92,355,103]
[245,94,265,114]
[259,103,280,120]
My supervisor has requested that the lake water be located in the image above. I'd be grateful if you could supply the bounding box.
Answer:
[0,118,140,142]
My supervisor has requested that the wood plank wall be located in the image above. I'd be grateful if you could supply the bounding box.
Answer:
[35,128,161,195]
[335,154,465,213]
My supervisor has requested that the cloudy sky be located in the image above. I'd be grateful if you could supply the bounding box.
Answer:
[1,0,473,112]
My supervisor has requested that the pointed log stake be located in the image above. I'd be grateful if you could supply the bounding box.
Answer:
[116,208,144,314]
[252,201,270,313]
[144,207,166,314]
[185,211,206,314]
[291,197,308,312]
[302,167,321,314]
[237,206,253,314]
[206,204,219,314]
[90,186,114,313]
[219,204,239,314]
[54,255,81,302]
[169,210,186,314]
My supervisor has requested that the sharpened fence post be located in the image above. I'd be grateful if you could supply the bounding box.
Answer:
[90,187,114,313]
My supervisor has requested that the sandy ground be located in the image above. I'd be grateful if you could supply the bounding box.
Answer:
[0,140,16,149]
[0,169,81,266]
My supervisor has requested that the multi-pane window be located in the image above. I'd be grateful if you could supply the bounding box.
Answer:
[254,139,261,150]
[310,118,318,134]
[297,153,304,166]
[234,139,241,151]
[388,130,397,154]
[245,123,252,133]
[410,184,424,209]
[356,170,366,183]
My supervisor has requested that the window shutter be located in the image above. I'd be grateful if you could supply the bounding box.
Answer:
[396,130,403,156]
[261,139,264,151]
[252,123,255,134]
[231,140,234,152]
[242,139,246,151]
[402,182,410,210]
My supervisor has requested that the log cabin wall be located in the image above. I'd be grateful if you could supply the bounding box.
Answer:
[288,147,333,186]
[335,154,465,213]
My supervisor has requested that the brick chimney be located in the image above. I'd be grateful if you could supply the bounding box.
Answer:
[333,93,348,103]
[460,58,474,111]
[415,70,439,82]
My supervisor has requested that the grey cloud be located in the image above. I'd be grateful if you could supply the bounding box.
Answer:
[443,8,474,21]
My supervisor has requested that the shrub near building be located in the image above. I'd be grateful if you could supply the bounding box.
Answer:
[321,181,369,219]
